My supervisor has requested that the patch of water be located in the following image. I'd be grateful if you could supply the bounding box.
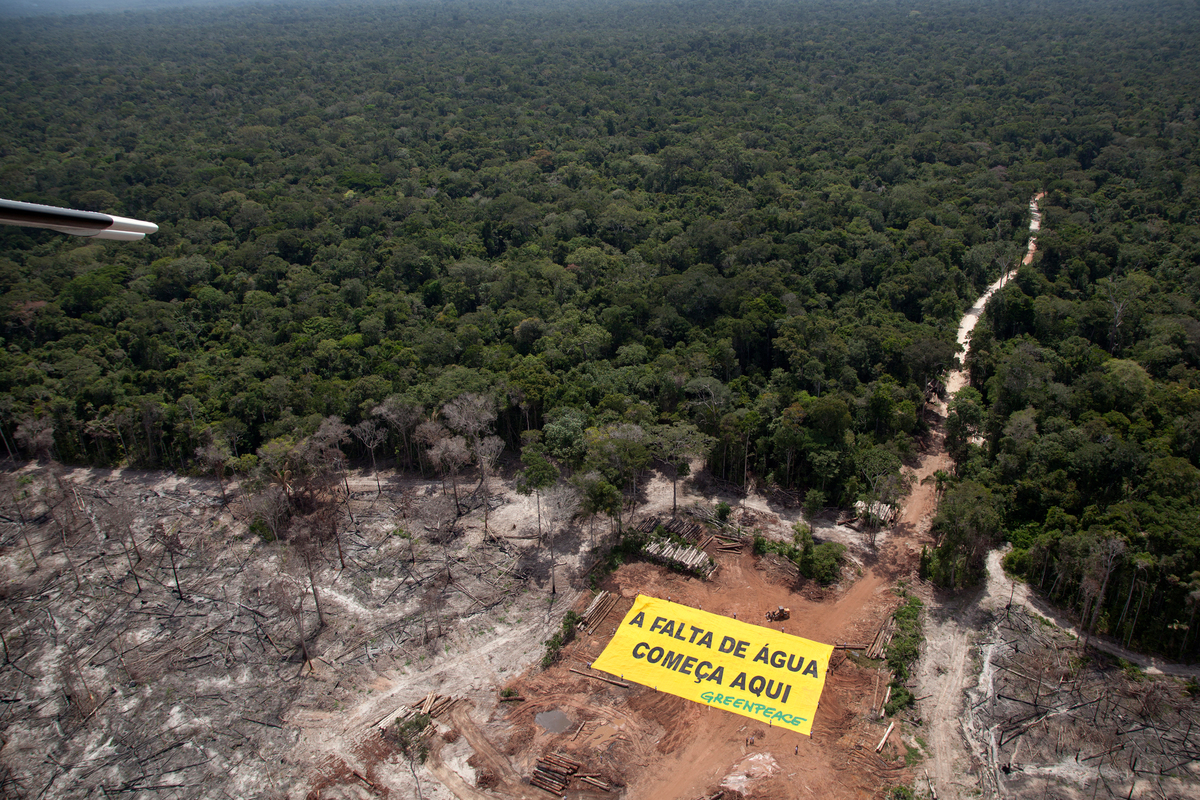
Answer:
[535,709,571,733]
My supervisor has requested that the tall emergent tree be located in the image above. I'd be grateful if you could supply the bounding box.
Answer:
[517,434,560,592]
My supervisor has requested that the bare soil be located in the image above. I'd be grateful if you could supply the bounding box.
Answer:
[0,446,924,800]
[495,547,913,800]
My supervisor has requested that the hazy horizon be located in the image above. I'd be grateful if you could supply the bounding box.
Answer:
[0,0,238,17]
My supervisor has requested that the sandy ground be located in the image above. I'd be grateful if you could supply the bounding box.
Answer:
[947,192,1043,397]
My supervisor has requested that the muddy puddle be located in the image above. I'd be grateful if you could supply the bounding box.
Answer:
[535,709,572,732]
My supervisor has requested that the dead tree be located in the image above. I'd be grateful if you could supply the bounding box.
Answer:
[294,418,351,566]
[0,396,18,462]
[195,439,232,505]
[443,393,504,527]
[351,419,386,495]
[269,575,312,667]
[156,526,186,600]
[246,484,290,542]
[1081,535,1124,644]
[288,520,326,630]
[429,436,469,509]
[372,396,424,470]
[9,477,39,568]
[13,415,54,462]
[51,506,82,589]
[306,416,351,495]
[475,435,504,535]
[545,483,580,596]
[413,420,447,478]
[442,392,497,491]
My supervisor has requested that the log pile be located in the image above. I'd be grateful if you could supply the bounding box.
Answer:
[636,515,706,542]
[378,693,461,730]
[712,528,749,545]
[866,617,897,660]
[642,539,713,577]
[417,692,460,717]
[579,590,619,631]
[635,517,659,534]
[663,516,704,541]
[530,752,583,794]
[851,499,898,528]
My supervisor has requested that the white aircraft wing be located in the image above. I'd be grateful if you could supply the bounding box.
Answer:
[0,198,158,241]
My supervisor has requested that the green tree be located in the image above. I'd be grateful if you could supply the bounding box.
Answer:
[945,387,985,466]
[652,421,715,516]
[927,481,1002,589]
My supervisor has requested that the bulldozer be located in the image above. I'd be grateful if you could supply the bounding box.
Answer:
[765,606,790,622]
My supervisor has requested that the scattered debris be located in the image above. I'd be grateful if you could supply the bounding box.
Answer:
[720,752,780,795]
[964,607,1200,798]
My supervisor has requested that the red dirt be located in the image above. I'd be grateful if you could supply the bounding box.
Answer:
[491,529,928,800]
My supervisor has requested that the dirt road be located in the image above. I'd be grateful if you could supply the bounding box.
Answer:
[947,192,1043,397]
[915,193,1046,800]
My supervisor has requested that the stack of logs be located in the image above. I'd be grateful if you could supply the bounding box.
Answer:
[643,538,714,577]
[636,515,705,543]
[377,693,460,731]
[637,515,721,553]
[415,692,459,717]
[713,534,744,554]
[866,617,896,660]
[579,591,619,632]
[530,753,612,794]
[531,753,579,794]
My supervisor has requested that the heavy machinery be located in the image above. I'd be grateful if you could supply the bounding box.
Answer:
[765,606,790,622]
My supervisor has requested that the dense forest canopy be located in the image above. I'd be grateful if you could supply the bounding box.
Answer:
[1,0,1199,657]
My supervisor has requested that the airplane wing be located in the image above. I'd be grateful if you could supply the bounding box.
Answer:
[0,198,158,241]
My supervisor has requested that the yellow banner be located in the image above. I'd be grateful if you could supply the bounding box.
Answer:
[591,595,832,736]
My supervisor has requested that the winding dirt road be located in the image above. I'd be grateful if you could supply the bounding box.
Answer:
[914,193,1044,800]
[946,192,1043,397]
[912,192,1199,800]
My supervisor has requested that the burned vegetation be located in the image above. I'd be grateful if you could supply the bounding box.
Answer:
[965,607,1200,799]
[0,464,545,799]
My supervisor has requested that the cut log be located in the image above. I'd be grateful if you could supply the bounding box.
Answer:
[876,722,895,753]
[543,753,581,770]
[569,667,629,688]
